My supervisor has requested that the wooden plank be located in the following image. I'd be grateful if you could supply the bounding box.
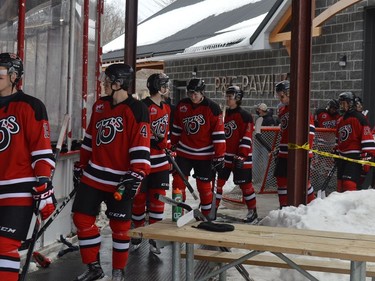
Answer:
[181,249,375,277]
[313,0,362,27]
[128,220,375,262]
[269,27,322,43]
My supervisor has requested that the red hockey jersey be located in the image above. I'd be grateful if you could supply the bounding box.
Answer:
[336,111,375,156]
[224,107,253,168]
[171,97,225,160]
[80,96,151,192]
[278,105,315,159]
[143,97,171,173]
[0,91,55,194]
[314,109,339,128]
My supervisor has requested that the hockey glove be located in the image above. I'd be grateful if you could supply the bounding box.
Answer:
[116,171,145,200]
[151,132,168,149]
[73,161,85,186]
[212,156,225,173]
[233,155,246,169]
[32,177,57,220]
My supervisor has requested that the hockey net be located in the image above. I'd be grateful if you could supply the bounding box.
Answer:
[222,127,336,206]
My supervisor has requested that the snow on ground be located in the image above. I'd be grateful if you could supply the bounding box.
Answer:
[223,189,375,281]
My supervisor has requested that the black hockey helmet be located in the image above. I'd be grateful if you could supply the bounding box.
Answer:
[226,85,243,101]
[0,52,24,83]
[187,78,205,92]
[354,96,362,105]
[147,73,170,94]
[338,91,355,112]
[275,80,290,93]
[326,99,339,110]
[104,63,134,91]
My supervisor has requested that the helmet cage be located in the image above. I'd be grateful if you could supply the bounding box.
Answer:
[226,86,243,101]
[338,91,355,112]
[0,53,24,83]
[147,73,170,94]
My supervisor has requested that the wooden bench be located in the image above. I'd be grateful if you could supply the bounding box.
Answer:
[181,249,375,279]
[128,220,375,281]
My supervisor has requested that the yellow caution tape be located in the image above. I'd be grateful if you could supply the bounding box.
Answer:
[288,142,375,167]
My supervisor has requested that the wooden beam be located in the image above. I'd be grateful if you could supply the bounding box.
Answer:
[270,6,292,39]
[313,0,362,27]
[269,27,322,43]
[269,0,362,47]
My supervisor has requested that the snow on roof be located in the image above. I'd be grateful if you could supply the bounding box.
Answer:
[183,13,267,54]
[103,0,266,54]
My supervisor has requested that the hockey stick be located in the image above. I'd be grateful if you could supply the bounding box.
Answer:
[57,235,79,257]
[19,183,78,251]
[155,193,252,281]
[207,166,217,221]
[165,148,199,200]
[317,164,336,199]
[19,114,70,280]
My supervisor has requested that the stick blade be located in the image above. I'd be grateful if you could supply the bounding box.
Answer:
[177,210,194,227]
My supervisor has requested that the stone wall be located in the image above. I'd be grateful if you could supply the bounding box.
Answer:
[164,0,373,116]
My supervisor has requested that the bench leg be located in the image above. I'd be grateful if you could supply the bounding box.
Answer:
[272,252,319,281]
[350,261,366,281]
[186,243,194,281]
[195,250,260,281]
[218,263,227,281]
[172,241,181,281]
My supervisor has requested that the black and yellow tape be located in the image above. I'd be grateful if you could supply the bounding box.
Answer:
[288,142,375,167]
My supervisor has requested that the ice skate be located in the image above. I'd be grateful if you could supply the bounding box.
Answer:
[243,209,258,224]
[73,261,105,281]
[130,237,142,250]
[149,239,161,255]
[111,269,125,281]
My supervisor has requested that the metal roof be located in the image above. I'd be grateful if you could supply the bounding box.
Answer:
[103,0,278,63]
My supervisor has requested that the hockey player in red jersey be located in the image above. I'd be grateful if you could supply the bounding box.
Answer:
[274,80,315,208]
[335,92,375,192]
[314,99,340,128]
[72,63,150,281]
[216,86,258,223]
[0,53,56,281]
[131,73,171,254]
[171,78,226,218]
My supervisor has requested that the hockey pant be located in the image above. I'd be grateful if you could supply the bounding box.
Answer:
[73,212,131,269]
[276,177,315,208]
[172,175,213,217]
[132,188,166,228]
[216,179,257,210]
[337,179,357,192]
[0,237,21,281]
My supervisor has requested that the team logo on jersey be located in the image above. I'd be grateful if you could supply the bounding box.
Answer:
[43,122,50,138]
[180,105,188,113]
[182,114,205,135]
[0,116,20,152]
[338,124,352,142]
[151,115,169,137]
[224,120,237,139]
[150,107,157,115]
[95,117,123,146]
[322,120,336,128]
[95,104,104,113]
[280,112,289,131]
[364,126,372,136]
